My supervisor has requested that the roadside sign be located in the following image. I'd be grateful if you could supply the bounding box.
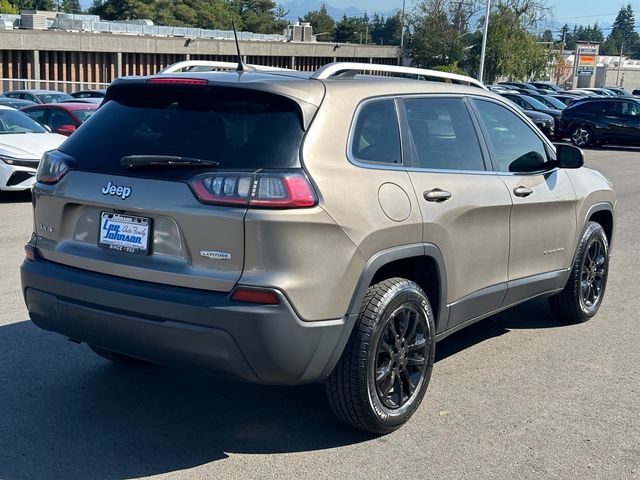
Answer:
[574,42,600,82]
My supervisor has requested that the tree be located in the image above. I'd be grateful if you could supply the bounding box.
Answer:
[0,0,18,13]
[231,0,287,34]
[466,0,551,81]
[601,4,639,57]
[410,0,477,69]
[300,4,335,41]
[61,0,81,13]
[334,14,369,43]
[90,0,154,20]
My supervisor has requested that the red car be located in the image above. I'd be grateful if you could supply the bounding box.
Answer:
[21,102,99,136]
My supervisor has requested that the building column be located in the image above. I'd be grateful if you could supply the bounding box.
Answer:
[117,51,123,78]
[33,50,40,89]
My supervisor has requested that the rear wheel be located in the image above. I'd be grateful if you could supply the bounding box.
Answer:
[325,278,435,434]
[570,125,594,147]
[89,345,147,365]
[549,222,609,323]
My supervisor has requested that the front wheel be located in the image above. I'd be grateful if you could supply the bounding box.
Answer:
[325,278,435,434]
[549,222,609,323]
[570,125,594,147]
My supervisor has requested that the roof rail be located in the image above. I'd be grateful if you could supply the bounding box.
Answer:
[311,62,487,90]
[158,60,293,74]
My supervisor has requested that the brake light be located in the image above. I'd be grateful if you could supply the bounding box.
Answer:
[231,288,280,305]
[145,77,209,85]
[189,171,317,208]
[36,150,70,185]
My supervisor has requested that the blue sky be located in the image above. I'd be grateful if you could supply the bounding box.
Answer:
[329,0,636,26]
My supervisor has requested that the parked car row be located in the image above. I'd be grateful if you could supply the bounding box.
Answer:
[0,89,104,192]
[1,89,105,104]
[488,81,640,146]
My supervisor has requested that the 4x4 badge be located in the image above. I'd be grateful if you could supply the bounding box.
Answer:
[200,250,232,260]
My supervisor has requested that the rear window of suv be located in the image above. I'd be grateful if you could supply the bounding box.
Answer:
[59,84,306,179]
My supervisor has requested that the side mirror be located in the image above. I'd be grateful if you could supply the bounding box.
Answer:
[556,144,584,169]
[43,124,52,132]
[55,124,77,136]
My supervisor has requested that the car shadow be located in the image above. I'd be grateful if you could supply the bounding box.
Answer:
[0,297,566,479]
[0,190,32,203]
[0,320,372,480]
[584,145,640,153]
[435,297,564,362]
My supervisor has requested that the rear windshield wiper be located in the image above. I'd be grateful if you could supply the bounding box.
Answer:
[121,155,220,169]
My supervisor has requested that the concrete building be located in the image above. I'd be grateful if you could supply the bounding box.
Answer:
[0,27,398,92]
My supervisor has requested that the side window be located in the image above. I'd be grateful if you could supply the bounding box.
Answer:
[49,110,73,130]
[404,97,485,171]
[586,101,610,115]
[620,101,640,116]
[474,99,549,173]
[507,96,526,109]
[24,109,47,125]
[351,99,401,164]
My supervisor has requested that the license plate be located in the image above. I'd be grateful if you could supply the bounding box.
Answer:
[98,212,151,255]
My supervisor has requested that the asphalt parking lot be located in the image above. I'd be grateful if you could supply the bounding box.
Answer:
[0,148,638,480]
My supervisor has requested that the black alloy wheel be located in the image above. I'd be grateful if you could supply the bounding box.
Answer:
[579,235,608,314]
[374,304,428,409]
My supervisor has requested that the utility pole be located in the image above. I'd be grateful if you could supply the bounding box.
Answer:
[399,0,406,65]
[478,0,491,83]
[616,37,625,86]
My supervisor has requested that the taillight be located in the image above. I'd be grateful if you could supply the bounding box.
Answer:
[36,150,71,185]
[189,171,317,208]
[24,244,38,262]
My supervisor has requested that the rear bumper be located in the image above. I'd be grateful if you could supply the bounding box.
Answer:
[21,256,356,385]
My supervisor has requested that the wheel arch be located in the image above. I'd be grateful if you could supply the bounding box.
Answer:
[346,244,449,332]
[569,202,615,267]
[588,206,614,246]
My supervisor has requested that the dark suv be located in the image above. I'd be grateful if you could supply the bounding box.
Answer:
[560,97,640,147]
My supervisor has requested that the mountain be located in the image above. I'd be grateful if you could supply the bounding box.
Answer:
[279,0,399,20]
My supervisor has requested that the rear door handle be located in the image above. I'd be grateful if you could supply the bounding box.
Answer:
[424,188,452,202]
[513,186,533,197]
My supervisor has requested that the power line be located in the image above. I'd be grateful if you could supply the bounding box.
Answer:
[552,12,620,21]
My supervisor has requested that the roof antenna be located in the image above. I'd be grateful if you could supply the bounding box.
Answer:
[232,21,255,73]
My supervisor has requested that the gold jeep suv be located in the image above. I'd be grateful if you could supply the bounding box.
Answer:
[22,62,615,434]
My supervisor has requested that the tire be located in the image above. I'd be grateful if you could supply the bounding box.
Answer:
[570,125,594,148]
[325,278,435,434]
[548,222,609,323]
[89,345,147,365]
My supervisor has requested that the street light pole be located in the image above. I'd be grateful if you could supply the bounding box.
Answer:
[478,0,491,83]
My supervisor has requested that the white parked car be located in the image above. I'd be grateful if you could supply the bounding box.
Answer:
[0,105,67,191]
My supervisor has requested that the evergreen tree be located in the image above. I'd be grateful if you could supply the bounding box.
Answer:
[300,4,335,42]
[601,4,639,56]
[334,14,369,43]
